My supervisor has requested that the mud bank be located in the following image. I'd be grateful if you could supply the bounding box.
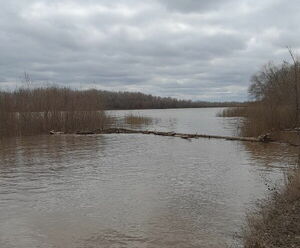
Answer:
[243,168,300,248]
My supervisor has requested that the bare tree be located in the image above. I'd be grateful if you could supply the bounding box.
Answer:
[287,47,299,127]
[23,72,32,88]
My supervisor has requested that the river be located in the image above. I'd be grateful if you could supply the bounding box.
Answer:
[0,108,298,248]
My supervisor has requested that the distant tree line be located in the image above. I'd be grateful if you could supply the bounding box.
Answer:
[0,87,244,112]
[95,90,244,110]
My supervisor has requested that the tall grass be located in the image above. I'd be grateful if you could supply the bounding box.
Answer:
[220,104,296,137]
[124,114,153,126]
[0,87,109,138]
[240,103,295,137]
[217,107,248,117]
[219,103,295,137]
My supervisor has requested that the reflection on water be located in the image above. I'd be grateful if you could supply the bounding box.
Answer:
[243,142,299,169]
[0,108,298,248]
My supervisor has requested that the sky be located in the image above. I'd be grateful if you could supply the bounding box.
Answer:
[0,0,299,101]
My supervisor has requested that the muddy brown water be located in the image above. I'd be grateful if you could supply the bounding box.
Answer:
[0,108,298,248]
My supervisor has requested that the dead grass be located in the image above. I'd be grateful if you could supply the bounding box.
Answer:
[243,167,300,248]
[124,114,153,126]
[0,110,109,137]
[217,107,248,117]
[218,103,295,137]
[0,86,110,138]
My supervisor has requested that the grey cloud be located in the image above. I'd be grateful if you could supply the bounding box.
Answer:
[0,0,298,101]
[157,0,233,13]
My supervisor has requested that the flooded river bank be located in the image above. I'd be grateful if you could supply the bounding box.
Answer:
[0,108,298,248]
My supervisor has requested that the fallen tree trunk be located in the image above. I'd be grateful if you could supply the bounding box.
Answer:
[100,128,269,142]
[50,128,271,143]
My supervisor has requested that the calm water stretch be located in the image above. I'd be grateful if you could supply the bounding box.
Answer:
[0,108,298,248]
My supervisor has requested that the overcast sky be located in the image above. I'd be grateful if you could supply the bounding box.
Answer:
[0,0,299,101]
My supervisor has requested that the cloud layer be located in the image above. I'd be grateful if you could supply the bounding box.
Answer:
[0,0,299,101]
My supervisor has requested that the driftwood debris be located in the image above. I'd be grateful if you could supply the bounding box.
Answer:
[50,130,64,135]
[50,128,270,143]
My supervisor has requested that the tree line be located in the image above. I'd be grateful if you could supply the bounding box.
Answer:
[0,87,244,112]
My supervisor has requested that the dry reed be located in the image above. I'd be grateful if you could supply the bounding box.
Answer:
[0,87,109,138]
[219,103,296,137]
[123,114,153,126]
[217,107,248,117]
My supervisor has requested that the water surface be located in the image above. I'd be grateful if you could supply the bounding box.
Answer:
[0,108,298,248]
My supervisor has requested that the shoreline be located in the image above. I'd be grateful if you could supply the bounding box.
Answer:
[243,167,300,247]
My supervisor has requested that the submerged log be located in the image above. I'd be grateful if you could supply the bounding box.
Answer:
[258,133,272,142]
[76,131,96,135]
[180,135,191,140]
[50,130,64,135]
[50,128,271,143]
[96,128,266,143]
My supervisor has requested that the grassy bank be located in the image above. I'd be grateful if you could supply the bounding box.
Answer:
[243,167,300,248]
